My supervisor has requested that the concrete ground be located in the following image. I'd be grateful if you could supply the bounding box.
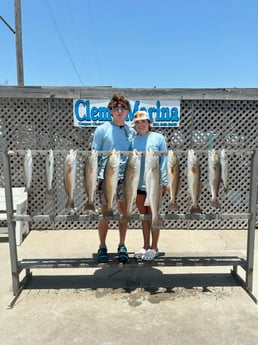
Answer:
[1,228,258,345]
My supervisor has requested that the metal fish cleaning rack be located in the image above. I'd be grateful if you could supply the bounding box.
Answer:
[0,86,258,306]
[2,147,258,306]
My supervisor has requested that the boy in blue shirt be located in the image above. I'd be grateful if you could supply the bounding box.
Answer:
[92,93,135,263]
[132,111,168,261]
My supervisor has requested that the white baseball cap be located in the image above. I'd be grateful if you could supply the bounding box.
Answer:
[132,111,152,123]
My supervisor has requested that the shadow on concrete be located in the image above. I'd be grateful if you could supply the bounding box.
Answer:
[23,267,240,294]
[0,236,9,243]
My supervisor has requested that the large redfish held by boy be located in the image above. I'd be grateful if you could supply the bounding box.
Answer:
[144,148,161,230]
[103,149,120,216]
[123,149,141,221]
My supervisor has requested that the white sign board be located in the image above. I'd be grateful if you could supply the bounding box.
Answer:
[73,99,180,127]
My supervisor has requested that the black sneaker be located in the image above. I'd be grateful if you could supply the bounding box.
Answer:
[97,247,108,263]
[118,244,128,263]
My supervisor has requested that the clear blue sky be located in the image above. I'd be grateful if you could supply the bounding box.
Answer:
[1,0,258,88]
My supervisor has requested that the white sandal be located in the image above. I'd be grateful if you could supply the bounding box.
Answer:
[134,248,147,259]
[142,249,159,261]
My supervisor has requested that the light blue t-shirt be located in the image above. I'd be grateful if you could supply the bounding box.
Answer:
[91,122,136,180]
[132,131,168,190]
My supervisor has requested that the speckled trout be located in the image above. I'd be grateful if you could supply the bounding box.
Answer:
[84,149,98,213]
[167,150,180,210]
[103,149,120,216]
[144,148,161,230]
[187,149,202,213]
[24,149,33,191]
[123,149,141,221]
[45,149,54,193]
[64,149,77,209]
[220,148,229,193]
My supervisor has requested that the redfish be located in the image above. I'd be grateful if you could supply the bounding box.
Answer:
[64,149,77,209]
[84,149,98,213]
[167,150,180,210]
[103,149,120,216]
[187,149,202,213]
[144,149,161,230]
[123,149,141,221]
[208,149,221,208]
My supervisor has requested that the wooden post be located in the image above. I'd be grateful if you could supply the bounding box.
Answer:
[14,0,24,86]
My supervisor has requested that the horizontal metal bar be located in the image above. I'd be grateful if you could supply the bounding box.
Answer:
[12,213,252,222]
[7,149,255,156]
[18,256,247,270]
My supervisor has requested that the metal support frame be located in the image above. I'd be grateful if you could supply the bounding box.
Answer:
[2,149,258,308]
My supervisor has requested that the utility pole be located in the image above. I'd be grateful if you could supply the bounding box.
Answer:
[14,0,24,86]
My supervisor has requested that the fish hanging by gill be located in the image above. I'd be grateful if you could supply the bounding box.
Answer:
[220,148,229,193]
[208,149,221,208]
[187,149,202,213]
[144,148,161,230]
[83,149,98,213]
[122,149,141,221]
[167,150,180,210]
[103,149,120,216]
[64,149,77,210]
[45,149,54,194]
[24,149,33,191]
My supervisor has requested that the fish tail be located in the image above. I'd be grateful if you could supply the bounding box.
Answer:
[210,199,221,208]
[223,186,228,193]
[121,213,130,223]
[85,202,96,212]
[190,205,202,214]
[66,198,74,209]
[144,198,150,206]
[102,209,114,217]
[151,222,160,231]
[46,188,54,195]
[151,216,162,230]
[169,200,180,210]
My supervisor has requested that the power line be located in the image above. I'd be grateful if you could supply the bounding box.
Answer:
[0,15,16,34]
[45,0,84,86]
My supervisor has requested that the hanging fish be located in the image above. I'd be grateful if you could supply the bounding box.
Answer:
[45,149,54,194]
[103,149,120,216]
[64,149,77,209]
[208,149,221,208]
[24,149,33,191]
[122,149,141,221]
[144,148,161,230]
[220,148,229,192]
[83,149,98,213]
[187,149,202,213]
[167,150,180,210]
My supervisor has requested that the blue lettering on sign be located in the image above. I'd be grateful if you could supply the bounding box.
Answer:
[171,107,179,121]
[74,100,111,122]
[74,99,180,126]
